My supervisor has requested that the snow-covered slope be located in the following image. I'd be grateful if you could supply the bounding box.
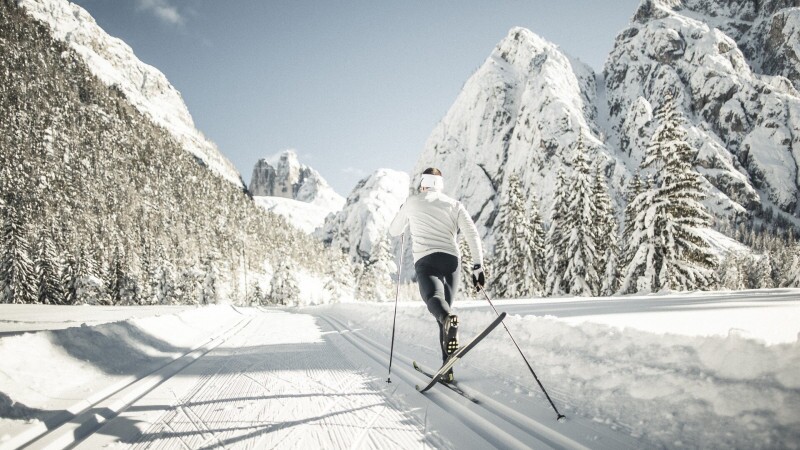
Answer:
[252,196,331,234]
[249,150,344,211]
[319,169,409,264]
[416,27,622,250]
[17,0,244,187]
[607,0,800,221]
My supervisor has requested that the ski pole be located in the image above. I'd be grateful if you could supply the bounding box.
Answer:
[478,286,566,422]
[387,233,405,383]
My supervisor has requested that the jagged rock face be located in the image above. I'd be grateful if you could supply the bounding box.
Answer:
[608,0,800,217]
[17,0,244,187]
[249,150,344,212]
[415,27,623,248]
[319,169,409,265]
[646,0,800,90]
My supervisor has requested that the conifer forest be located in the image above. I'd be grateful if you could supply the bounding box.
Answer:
[0,1,351,306]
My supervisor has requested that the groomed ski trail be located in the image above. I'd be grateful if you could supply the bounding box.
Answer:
[68,309,434,449]
[22,308,643,449]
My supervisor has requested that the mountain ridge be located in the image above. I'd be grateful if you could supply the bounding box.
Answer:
[17,0,245,187]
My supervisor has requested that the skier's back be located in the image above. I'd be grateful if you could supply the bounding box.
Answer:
[389,167,486,382]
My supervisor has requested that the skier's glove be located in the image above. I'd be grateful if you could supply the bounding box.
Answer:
[472,264,486,290]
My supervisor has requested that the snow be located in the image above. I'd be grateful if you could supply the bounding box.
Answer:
[253,196,332,234]
[17,0,244,187]
[320,168,410,264]
[1,289,798,448]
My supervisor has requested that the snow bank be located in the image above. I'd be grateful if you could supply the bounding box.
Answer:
[313,290,800,449]
[0,305,250,440]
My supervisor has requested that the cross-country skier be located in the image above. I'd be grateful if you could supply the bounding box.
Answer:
[389,167,485,383]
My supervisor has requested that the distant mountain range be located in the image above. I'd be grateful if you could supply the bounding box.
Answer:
[416,0,800,253]
[19,0,800,277]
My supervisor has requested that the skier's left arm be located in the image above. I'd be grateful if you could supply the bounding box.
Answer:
[456,203,483,266]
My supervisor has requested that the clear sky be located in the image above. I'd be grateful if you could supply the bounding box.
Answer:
[71,0,641,196]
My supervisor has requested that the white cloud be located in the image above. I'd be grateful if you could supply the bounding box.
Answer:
[137,0,184,25]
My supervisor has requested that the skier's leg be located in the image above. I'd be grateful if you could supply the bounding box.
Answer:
[441,255,461,365]
[418,274,449,361]
[443,257,459,308]
[415,256,450,324]
[416,254,452,362]
[438,321,447,362]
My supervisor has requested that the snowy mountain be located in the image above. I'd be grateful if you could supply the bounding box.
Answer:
[17,0,244,187]
[1,0,351,307]
[249,150,345,211]
[249,150,345,233]
[319,169,409,265]
[416,27,620,251]
[418,5,800,256]
[607,0,800,224]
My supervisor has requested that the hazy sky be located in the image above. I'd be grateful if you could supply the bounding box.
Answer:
[71,0,641,196]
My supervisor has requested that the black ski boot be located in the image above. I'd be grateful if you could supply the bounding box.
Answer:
[443,314,459,356]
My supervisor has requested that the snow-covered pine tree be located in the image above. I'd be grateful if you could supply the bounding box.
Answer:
[109,244,135,305]
[620,92,717,293]
[357,236,395,301]
[545,168,569,296]
[621,172,644,271]
[784,244,800,287]
[35,231,64,305]
[529,190,547,291]
[753,254,775,289]
[323,250,354,303]
[494,174,543,298]
[201,256,219,305]
[270,262,299,306]
[718,253,745,290]
[593,165,619,295]
[458,235,475,298]
[619,174,652,294]
[562,137,601,296]
[155,260,176,304]
[72,243,109,305]
[0,200,36,304]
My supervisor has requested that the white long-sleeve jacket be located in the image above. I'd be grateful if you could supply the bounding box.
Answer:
[388,188,483,266]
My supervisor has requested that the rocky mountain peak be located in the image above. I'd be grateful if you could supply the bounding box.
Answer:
[249,150,344,211]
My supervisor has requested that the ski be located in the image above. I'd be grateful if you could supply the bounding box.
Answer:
[415,312,507,394]
[412,361,478,403]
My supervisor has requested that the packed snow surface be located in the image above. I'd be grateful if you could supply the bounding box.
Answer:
[1,289,798,449]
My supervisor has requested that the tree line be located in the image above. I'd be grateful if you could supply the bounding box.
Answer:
[0,1,353,306]
[486,92,800,298]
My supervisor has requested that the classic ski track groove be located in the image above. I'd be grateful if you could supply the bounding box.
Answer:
[317,313,590,450]
[321,312,647,450]
[10,316,253,450]
[125,310,423,449]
